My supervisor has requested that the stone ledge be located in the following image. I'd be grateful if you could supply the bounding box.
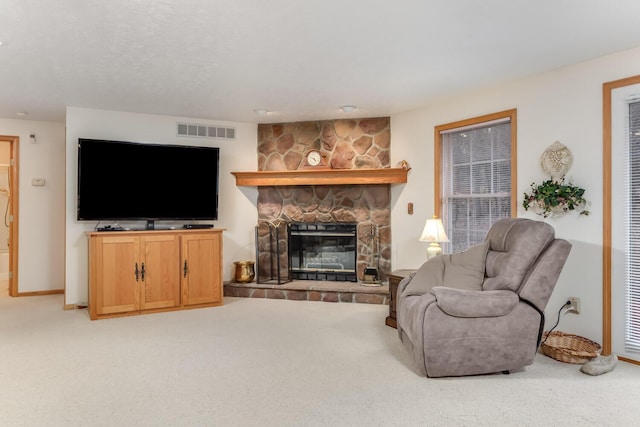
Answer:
[224,280,389,305]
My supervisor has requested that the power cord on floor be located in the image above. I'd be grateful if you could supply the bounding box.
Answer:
[540,300,572,346]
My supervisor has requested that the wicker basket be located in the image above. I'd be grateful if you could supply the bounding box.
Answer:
[540,331,602,364]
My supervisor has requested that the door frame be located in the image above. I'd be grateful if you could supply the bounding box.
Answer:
[0,135,19,297]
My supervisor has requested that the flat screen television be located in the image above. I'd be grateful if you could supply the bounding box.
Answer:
[77,138,219,226]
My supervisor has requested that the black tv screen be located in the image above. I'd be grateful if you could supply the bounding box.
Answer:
[77,138,219,222]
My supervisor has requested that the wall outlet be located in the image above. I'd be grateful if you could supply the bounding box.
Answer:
[566,297,581,314]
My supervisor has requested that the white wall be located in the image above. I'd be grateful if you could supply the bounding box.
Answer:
[0,118,66,293]
[65,107,258,306]
[390,45,640,343]
[18,45,640,343]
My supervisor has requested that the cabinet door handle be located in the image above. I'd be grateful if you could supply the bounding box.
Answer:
[141,262,145,281]
[183,260,188,278]
[135,263,139,282]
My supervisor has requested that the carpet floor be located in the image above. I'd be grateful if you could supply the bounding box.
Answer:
[1,295,639,426]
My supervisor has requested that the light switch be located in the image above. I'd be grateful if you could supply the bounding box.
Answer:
[31,178,45,186]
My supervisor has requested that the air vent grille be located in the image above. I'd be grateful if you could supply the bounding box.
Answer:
[177,122,236,140]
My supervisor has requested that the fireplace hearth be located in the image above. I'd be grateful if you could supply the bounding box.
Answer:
[288,223,357,282]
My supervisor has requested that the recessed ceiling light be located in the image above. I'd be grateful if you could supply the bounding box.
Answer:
[254,109,269,116]
[340,105,356,113]
[16,112,28,116]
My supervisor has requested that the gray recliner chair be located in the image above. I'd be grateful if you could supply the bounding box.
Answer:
[396,218,571,377]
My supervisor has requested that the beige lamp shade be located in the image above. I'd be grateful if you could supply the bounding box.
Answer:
[419,217,450,259]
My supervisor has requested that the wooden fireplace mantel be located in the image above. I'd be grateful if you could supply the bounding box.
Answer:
[231,167,408,187]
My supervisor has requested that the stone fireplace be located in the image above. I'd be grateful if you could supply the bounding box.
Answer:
[256,117,392,283]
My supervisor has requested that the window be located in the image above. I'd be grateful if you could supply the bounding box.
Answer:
[625,100,640,352]
[435,110,517,253]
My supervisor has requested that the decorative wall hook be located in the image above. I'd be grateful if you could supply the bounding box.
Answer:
[540,141,572,183]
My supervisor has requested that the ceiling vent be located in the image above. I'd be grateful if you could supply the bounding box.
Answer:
[177,122,236,140]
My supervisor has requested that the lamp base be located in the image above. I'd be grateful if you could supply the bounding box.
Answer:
[426,243,442,260]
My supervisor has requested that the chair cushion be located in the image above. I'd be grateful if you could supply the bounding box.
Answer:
[484,218,555,291]
[402,240,489,296]
[402,258,444,296]
[441,240,490,291]
[482,276,511,291]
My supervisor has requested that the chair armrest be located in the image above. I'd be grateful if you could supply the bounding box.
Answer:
[430,286,519,318]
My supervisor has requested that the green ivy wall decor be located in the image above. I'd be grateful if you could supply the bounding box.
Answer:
[522,178,589,218]
[522,141,590,218]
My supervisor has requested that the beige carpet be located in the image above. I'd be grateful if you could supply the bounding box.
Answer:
[0,279,8,298]
[1,294,639,426]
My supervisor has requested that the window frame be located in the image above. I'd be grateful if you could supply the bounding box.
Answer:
[604,74,640,363]
[434,109,518,250]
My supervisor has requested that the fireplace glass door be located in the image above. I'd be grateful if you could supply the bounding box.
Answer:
[288,223,357,282]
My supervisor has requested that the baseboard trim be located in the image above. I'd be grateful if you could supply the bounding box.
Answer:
[16,289,64,297]
[618,355,640,366]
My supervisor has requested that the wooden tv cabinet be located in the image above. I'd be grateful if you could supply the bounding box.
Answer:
[87,228,224,320]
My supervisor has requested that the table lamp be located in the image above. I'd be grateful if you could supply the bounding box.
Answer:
[419,217,450,259]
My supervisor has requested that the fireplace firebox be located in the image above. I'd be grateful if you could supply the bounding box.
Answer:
[288,223,357,282]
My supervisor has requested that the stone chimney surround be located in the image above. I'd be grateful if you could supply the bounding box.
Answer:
[247,117,398,283]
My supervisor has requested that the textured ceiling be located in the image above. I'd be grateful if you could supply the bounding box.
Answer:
[2,0,640,124]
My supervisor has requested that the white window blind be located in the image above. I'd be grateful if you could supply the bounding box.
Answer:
[441,121,511,253]
[625,100,640,352]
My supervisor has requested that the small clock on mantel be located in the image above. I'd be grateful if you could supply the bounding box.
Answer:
[302,149,329,169]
